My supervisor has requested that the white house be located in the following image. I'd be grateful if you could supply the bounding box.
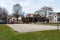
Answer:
[46,12,60,23]
[53,13,60,23]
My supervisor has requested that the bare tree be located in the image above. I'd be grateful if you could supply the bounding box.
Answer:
[39,6,53,23]
[2,8,8,23]
[40,6,53,17]
[13,4,22,23]
[0,7,8,23]
[0,7,3,19]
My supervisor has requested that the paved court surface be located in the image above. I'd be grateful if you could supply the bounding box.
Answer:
[7,24,60,33]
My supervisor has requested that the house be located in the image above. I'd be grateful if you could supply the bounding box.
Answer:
[11,16,17,22]
[46,11,60,23]
[8,15,23,24]
[22,13,49,23]
[53,13,60,23]
[7,14,17,23]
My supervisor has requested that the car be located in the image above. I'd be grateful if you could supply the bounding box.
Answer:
[8,21,15,24]
[0,20,5,24]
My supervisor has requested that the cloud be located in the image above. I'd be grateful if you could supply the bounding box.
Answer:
[0,0,60,14]
[20,0,56,13]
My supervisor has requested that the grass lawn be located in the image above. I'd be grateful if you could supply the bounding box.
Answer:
[0,24,60,40]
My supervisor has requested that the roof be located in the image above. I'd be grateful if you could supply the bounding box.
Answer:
[26,14,33,17]
[54,12,60,16]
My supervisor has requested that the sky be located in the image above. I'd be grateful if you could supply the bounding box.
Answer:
[0,0,60,15]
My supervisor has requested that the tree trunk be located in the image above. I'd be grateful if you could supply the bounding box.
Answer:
[17,16,18,24]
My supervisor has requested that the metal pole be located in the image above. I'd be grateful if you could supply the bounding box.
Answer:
[49,16,51,25]
[57,16,59,29]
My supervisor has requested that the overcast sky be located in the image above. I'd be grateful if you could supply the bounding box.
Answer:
[0,0,60,14]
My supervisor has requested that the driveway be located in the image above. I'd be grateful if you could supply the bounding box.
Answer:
[7,24,60,33]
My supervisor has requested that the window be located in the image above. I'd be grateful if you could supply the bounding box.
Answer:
[55,19,56,21]
[55,16,56,18]
[58,19,60,21]
[48,13,52,15]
